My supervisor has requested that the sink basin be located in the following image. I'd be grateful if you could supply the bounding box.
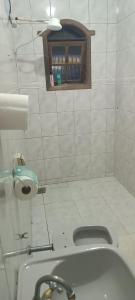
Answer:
[17,245,135,300]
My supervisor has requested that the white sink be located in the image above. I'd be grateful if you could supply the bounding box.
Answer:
[17,245,135,300]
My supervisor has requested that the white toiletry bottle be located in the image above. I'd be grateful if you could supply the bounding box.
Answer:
[50,73,54,87]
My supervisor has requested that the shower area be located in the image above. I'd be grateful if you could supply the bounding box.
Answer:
[1,0,135,299]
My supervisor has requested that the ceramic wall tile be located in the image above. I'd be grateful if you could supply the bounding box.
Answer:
[11,0,31,17]
[91,153,106,177]
[106,109,115,131]
[107,24,117,52]
[91,110,106,132]
[45,158,61,179]
[91,132,106,153]
[58,135,75,156]
[91,24,107,53]
[32,24,46,54]
[92,53,106,81]
[117,0,135,21]
[13,24,34,55]
[30,0,70,19]
[19,88,39,113]
[75,134,91,155]
[6,139,26,159]
[39,90,57,113]
[74,90,91,110]
[106,52,116,81]
[25,114,41,138]
[105,152,114,176]
[76,154,91,177]
[56,90,74,112]
[106,85,115,109]
[43,136,59,158]
[27,159,45,181]
[69,0,89,23]
[30,0,51,19]
[90,0,108,23]
[58,112,74,135]
[41,113,58,136]
[0,0,7,18]
[17,55,37,85]
[106,132,114,153]
[75,111,91,134]
[35,54,45,84]
[60,156,76,177]
[25,138,43,160]
[108,0,117,23]
[91,84,106,109]
[0,53,17,86]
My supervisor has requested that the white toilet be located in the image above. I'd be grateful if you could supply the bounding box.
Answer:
[73,225,118,247]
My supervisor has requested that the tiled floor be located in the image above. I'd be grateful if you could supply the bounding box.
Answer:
[32,176,135,264]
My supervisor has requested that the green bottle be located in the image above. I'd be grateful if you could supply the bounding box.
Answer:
[56,71,62,86]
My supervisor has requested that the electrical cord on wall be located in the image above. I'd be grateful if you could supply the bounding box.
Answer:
[8,0,52,25]
[15,30,44,53]
[8,0,12,24]
[9,0,52,52]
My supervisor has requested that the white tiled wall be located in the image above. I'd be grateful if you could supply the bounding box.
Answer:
[6,0,117,184]
[114,0,135,197]
[0,0,118,299]
[0,1,32,299]
[0,1,17,298]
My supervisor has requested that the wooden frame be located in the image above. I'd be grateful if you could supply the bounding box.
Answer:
[40,19,95,91]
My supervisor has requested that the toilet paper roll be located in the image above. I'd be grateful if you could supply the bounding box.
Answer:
[0,93,29,130]
[14,166,38,200]
[14,176,38,200]
[0,93,29,108]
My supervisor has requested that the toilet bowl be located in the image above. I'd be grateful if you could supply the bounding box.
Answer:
[73,225,118,247]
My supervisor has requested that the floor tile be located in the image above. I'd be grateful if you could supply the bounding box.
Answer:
[31,176,135,258]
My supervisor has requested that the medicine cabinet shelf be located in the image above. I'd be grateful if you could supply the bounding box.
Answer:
[40,19,95,91]
[48,83,91,91]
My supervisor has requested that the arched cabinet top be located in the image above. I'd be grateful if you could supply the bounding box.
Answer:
[40,19,95,40]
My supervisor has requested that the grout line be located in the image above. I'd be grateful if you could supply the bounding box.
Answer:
[42,193,51,244]
[88,0,91,23]
[117,10,135,24]
[103,194,129,235]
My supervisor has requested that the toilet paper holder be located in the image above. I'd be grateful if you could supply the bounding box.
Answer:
[13,153,25,169]
[12,153,25,178]
[16,153,25,166]
[12,153,38,200]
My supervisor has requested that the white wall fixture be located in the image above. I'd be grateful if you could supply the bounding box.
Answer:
[14,17,62,31]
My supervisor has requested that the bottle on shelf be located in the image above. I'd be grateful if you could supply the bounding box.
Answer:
[50,72,54,87]
[56,70,62,85]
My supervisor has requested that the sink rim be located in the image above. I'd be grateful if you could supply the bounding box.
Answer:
[19,244,135,279]
[17,244,135,300]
